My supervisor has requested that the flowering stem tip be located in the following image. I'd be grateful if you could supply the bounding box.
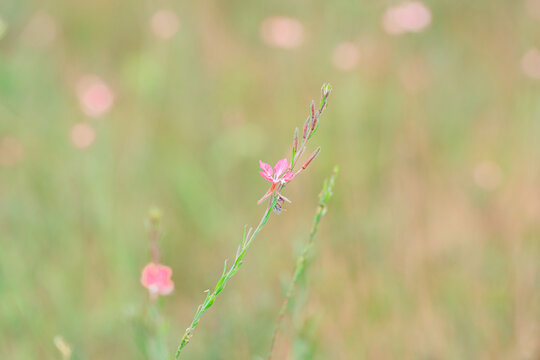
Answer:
[175,84,332,358]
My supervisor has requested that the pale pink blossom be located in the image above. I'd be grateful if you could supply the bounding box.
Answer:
[141,263,174,296]
[76,75,114,117]
[70,123,95,149]
[258,158,296,204]
[521,48,540,80]
[260,16,304,49]
[150,9,180,40]
[382,1,432,35]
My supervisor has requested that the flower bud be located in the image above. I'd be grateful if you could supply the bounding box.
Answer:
[293,127,299,151]
[302,115,310,141]
[311,101,318,131]
[302,146,321,170]
[321,83,332,98]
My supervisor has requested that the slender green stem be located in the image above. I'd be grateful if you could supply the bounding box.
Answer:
[175,195,279,358]
[267,166,339,360]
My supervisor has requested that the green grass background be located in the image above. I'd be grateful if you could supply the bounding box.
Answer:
[1,0,539,359]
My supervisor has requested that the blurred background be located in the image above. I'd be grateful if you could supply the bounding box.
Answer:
[1,0,540,359]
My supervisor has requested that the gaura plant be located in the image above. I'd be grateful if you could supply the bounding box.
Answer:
[175,84,333,358]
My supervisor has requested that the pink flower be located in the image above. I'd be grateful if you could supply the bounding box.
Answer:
[76,75,114,117]
[257,158,296,204]
[260,16,304,49]
[150,9,180,40]
[141,263,174,296]
[382,1,432,35]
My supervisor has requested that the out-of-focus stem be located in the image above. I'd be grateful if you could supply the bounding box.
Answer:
[147,207,162,264]
[149,228,161,264]
[267,166,338,360]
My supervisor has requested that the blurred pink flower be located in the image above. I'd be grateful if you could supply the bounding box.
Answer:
[141,263,174,296]
[332,42,361,71]
[382,1,432,35]
[260,16,304,49]
[76,75,114,117]
[0,137,24,167]
[150,9,180,40]
[70,123,95,149]
[521,48,540,80]
[258,158,296,204]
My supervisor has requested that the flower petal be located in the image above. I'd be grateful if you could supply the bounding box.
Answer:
[141,263,158,288]
[274,158,289,178]
[259,160,273,177]
[281,171,296,183]
[259,171,274,182]
[156,264,172,280]
[159,279,174,295]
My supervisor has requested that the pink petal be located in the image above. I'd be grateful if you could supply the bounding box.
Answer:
[274,158,289,178]
[281,171,296,183]
[159,279,174,295]
[141,263,159,288]
[156,264,172,280]
[259,171,274,182]
[259,160,273,177]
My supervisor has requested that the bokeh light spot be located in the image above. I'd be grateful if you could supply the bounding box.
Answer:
[150,10,180,40]
[382,2,432,35]
[76,75,114,118]
[70,123,96,149]
[260,16,304,49]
